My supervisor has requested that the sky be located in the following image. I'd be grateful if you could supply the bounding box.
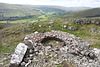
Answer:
[0,0,100,7]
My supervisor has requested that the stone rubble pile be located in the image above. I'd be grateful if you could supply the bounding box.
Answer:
[75,19,100,25]
[61,18,100,25]
[68,26,77,31]
[60,25,77,31]
[10,31,100,67]
[90,28,100,34]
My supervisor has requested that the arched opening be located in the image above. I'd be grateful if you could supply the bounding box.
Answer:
[20,31,74,67]
[41,37,63,43]
[41,37,66,47]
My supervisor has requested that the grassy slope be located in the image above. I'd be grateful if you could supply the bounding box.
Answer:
[0,20,100,54]
[63,8,100,18]
[30,6,68,13]
[0,2,99,55]
[0,20,99,67]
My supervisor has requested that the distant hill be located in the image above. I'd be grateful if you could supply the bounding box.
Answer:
[29,5,67,13]
[0,3,90,17]
[63,8,100,18]
[0,3,91,21]
[0,3,68,21]
[26,5,90,12]
[0,3,41,17]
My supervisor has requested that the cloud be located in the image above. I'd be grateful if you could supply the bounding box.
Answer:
[0,0,100,7]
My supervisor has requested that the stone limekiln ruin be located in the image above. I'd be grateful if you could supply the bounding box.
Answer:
[9,31,100,67]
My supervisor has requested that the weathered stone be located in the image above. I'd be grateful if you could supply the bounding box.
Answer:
[46,46,51,50]
[34,31,38,34]
[29,49,34,54]
[20,62,26,67]
[90,28,97,33]
[29,54,34,57]
[83,21,90,24]
[85,51,90,56]
[89,52,96,59]
[93,48,100,54]
[24,58,29,63]
[24,40,33,48]
[9,43,28,67]
[10,31,100,67]
[25,60,31,67]
[81,51,85,55]
[89,59,93,63]
[95,22,100,25]
[34,48,39,52]
[49,26,51,28]
[68,26,77,31]
[0,63,3,67]
[38,25,42,27]
[91,21,96,24]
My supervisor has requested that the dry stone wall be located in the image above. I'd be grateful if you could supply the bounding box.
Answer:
[10,31,100,67]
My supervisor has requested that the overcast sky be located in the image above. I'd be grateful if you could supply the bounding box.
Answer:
[0,0,100,7]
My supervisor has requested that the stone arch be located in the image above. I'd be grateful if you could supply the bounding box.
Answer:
[24,31,96,58]
[10,31,100,67]
[24,31,75,47]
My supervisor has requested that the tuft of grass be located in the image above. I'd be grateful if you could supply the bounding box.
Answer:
[0,42,18,54]
[57,65,63,67]
[3,60,10,65]
[91,42,100,48]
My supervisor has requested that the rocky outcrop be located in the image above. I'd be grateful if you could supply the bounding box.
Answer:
[68,26,77,31]
[75,19,100,25]
[9,43,28,67]
[61,18,100,25]
[9,31,100,67]
[90,28,100,34]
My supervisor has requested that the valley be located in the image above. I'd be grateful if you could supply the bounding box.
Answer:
[0,2,100,67]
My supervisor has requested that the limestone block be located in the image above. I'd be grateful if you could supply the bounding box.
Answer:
[9,43,28,67]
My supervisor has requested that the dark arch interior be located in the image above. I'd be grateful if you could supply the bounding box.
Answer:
[41,37,66,46]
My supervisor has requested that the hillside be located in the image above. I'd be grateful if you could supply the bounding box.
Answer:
[0,12,100,67]
[0,3,70,17]
[0,3,91,22]
[0,3,69,22]
[0,3,42,21]
[29,5,67,13]
[0,3,42,17]
[0,18,100,52]
[30,5,90,11]
[63,8,100,18]
[0,18,100,66]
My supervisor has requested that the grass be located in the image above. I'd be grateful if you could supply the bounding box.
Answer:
[62,8,100,18]
[0,18,100,67]
[29,20,100,48]
[3,60,10,65]
[0,19,100,55]
[0,13,56,24]
[57,65,63,67]
[0,42,18,54]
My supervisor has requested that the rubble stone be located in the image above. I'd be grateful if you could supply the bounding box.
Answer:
[9,43,28,67]
[10,31,100,67]
[68,26,77,31]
